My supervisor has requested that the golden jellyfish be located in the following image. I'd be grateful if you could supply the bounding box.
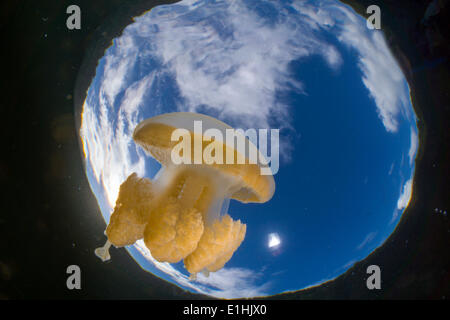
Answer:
[95,112,275,279]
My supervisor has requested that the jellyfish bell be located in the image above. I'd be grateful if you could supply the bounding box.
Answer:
[133,112,275,202]
[95,112,276,279]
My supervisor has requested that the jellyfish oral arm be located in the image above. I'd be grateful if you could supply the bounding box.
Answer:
[143,164,247,276]
[94,240,111,262]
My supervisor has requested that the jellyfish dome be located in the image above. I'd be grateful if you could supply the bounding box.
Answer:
[80,0,418,298]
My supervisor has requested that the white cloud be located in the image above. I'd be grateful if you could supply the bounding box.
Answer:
[80,71,148,207]
[101,37,138,106]
[356,231,377,250]
[291,1,410,133]
[194,267,271,299]
[397,178,413,210]
[337,10,409,132]
[341,259,357,270]
[290,3,336,30]
[408,128,418,166]
[133,240,269,298]
[391,177,413,224]
[388,162,395,175]
[390,209,399,224]
[300,276,336,290]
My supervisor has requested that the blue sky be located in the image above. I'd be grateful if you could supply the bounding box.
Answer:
[80,0,418,298]
[224,44,415,291]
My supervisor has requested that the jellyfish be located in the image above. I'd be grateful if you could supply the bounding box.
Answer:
[95,112,275,278]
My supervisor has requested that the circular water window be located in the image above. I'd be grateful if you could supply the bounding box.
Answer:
[79,0,418,298]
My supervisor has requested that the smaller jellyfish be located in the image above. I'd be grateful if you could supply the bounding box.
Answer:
[96,112,275,278]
